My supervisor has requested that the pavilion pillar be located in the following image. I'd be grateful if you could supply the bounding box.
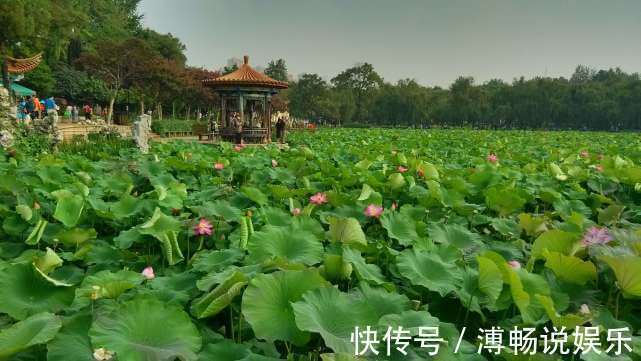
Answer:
[220,97,226,128]
[239,93,244,125]
[265,94,271,143]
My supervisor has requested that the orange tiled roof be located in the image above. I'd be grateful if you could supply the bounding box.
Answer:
[5,53,43,74]
[203,55,288,89]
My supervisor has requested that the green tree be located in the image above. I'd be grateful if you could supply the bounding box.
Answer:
[264,59,288,82]
[331,63,382,122]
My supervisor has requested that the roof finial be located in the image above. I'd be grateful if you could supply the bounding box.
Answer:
[243,55,249,65]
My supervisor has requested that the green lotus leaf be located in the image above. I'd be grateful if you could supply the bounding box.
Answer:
[357,183,374,201]
[0,312,62,360]
[536,294,588,329]
[140,271,199,306]
[47,313,93,361]
[328,217,367,247]
[113,227,141,249]
[597,204,624,226]
[483,251,550,324]
[378,310,440,336]
[397,248,462,296]
[191,248,245,274]
[139,207,184,265]
[25,219,48,245]
[197,340,280,361]
[530,229,580,262]
[191,270,247,318]
[321,254,352,282]
[33,248,74,287]
[34,247,63,275]
[380,212,420,246]
[90,296,202,361]
[477,256,503,303]
[600,255,641,298]
[418,161,439,181]
[518,213,547,237]
[242,270,329,345]
[0,263,75,320]
[241,186,269,206]
[387,173,406,190]
[191,200,242,221]
[247,225,323,265]
[52,189,85,228]
[543,250,596,285]
[341,247,387,285]
[429,222,482,249]
[72,270,144,310]
[292,285,409,354]
[485,186,527,216]
[109,194,142,219]
[55,227,97,247]
[15,204,32,221]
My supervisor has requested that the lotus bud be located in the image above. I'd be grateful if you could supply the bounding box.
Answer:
[90,285,101,300]
[142,266,155,280]
[579,304,591,315]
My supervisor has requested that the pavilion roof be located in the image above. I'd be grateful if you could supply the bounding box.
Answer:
[5,53,43,74]
[203,55,288,89]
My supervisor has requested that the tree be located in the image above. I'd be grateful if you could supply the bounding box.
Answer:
[75,38,158,123]
[331,63,382,122]
[289,73,329,121]
[264,59,288,82]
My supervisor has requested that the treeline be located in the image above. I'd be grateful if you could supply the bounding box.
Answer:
[288,64,641,131]
[0,0,218,123]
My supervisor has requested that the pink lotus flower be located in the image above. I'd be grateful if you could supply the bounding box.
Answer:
[271,159,278,167]
[487,154,499,164]
[397,166,408,173]
[508,260,521,269]
[234,144,245,152]
[194,218,213,236]
[595,164,604,172]
[309,192,328,205]
[364,204,384,218]
[581,226,613,246]
[391,201,398,211]
[214,162,224,170]
[291,208,301,216]
[141,266,155,280]
[580,150,590,158]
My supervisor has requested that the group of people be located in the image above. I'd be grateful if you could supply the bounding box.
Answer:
[17,96,101,123]
[228,112,288,144]
[17,96,58,122]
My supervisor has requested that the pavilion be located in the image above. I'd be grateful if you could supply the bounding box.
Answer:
[2,53,43,101]
[203,55,288,144]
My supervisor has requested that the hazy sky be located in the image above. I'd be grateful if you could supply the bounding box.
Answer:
[138,0,641,87]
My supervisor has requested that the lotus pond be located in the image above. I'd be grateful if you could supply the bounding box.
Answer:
[1,128,641,360]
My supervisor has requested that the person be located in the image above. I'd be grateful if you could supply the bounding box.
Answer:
[17,98,27,121]
[33,96,42,119]
[64,105,72,121]
[44,97,59,123]
[276,117,286,143]
[71,105,79,122]
[25,96,35,118]
[83,104,92,120]
[232,112,243,144]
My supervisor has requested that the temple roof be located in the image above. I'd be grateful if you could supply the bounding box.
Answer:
[5,53,43,74]
[203,55,288,89]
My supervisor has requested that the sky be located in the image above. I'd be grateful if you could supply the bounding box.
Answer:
[138,0,641,87]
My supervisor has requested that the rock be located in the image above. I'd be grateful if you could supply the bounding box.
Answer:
[132,114,152,153]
